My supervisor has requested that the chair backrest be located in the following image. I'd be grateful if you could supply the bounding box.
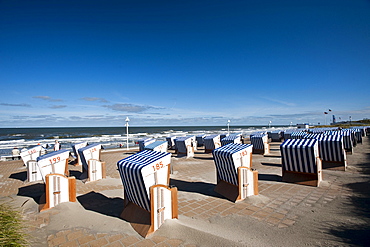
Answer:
[117,150,171,211]
[280,139,318,174]
[213,143,253,186]
[20,145,43,166]
[36,149,70,182]
[144,141,168,152]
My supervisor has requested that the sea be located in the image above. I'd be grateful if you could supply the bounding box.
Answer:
[0,125,295,155]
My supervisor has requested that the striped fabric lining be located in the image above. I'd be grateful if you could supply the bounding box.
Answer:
[290,131,307,139]
[250,134,267,150]
[204,135,220,151]
[117,150,171,212]
[213,143,253,186]
[280,139,318,174]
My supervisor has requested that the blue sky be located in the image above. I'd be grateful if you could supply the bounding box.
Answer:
[1,0,369,127]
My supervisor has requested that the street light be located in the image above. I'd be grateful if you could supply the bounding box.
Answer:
[125,117,130,150]
[227,120,230,135]
[268,121,272,128]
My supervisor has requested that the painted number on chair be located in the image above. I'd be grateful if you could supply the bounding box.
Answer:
[49,156,61,164]
[152,161,165,171]
[28,149,37,155]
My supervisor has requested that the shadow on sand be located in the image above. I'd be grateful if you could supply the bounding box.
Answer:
[9,171,28,182]
[170,178,223,198]
[77,191,124,218]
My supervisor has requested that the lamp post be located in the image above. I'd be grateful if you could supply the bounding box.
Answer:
[268,121,272,128]
[125,117,130,150]
[227,120,230,135]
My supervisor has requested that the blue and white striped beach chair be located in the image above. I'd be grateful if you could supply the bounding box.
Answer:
[212,143,257,202]
[204,134,221,153]
[221,134,242,146]
[175,136,194,157]
[280,139,322,186]
[144,140,168,153]
[117,150,177,237]
[317,135,347,169]
[250,133,269,154]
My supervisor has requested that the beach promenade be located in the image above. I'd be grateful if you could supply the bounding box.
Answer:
[0,137,369,246]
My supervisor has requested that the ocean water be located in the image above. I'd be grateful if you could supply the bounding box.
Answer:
[0,125,294,155]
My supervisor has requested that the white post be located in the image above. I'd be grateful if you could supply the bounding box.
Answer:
[227,120,230,135]
[269,121,272,128]
[125,117,130,150]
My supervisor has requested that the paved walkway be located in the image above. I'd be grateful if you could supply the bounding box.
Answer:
[0,137,369,246]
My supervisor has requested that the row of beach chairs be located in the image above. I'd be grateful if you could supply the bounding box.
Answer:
[20,142,106,211]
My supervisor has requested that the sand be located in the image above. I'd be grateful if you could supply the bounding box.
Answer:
[0,136,369,246]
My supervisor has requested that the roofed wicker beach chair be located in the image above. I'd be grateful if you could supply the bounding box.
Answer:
[250,133,270,155]
[117,150,177,237]
[280,139,322,187]
[204,134,221,153]
[175,136,195,158]
[20,145,44,167]
[78,143,106,182]
[212,143,257,202]
[35,149,76,211]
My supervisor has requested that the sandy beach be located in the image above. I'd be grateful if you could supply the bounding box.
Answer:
[0,136,369,246]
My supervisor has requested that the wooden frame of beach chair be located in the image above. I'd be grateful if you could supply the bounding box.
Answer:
[86,159,106,182]
[280,139,322,187]
[117,150,175,237]
[40,173,76,211]
[27,160,43,182]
